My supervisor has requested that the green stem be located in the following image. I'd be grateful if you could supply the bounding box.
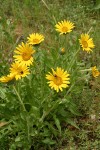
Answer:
[41,0,50,10]
[68,48,80,72]
[13,85,26,111]
[66,83,75,96]
[80,68,92,72]
[87,27,93,34]
[41,0,56,23]
[39,100,59,122]
[26,117,30,142]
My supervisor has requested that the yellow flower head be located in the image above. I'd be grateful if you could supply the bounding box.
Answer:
[13,42,35,66]
[46,67,70,92]
[79,33,95,53]
[27,33,44,45]
[91,66,100,78]
[0,73,15,83]
[10,62,30,80]
[55,20,75,35]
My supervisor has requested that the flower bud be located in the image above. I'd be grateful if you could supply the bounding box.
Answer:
[59,47,66,55]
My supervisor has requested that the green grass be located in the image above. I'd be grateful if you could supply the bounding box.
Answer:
[0,0,100,149]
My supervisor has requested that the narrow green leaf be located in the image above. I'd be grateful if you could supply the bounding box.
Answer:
[93,0,100,10]
[66,118,79,129]
[42,138,56,145]
[53,115,61,135]
[0,87,6,99]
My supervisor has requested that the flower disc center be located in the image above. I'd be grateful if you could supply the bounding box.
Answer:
[33,38,39,44]
[62,26,68,33]
[54,75,63,85]
[82,41,88,48]
[17,68,24,75]
[22,53,31,61]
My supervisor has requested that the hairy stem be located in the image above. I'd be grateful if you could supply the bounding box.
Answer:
[13,85,26,111]
[68,48,80,72]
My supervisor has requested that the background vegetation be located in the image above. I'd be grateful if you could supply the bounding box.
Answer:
[0,0,100,149]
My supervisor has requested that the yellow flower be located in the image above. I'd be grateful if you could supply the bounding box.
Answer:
[0,73,15,83]
[27,33,44,45]
[79,33,95,53]
[55,20,75,35]
[46,67,70,92]
[10,62,30,80]
[91,66,100,78]
[13,42,35,66]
